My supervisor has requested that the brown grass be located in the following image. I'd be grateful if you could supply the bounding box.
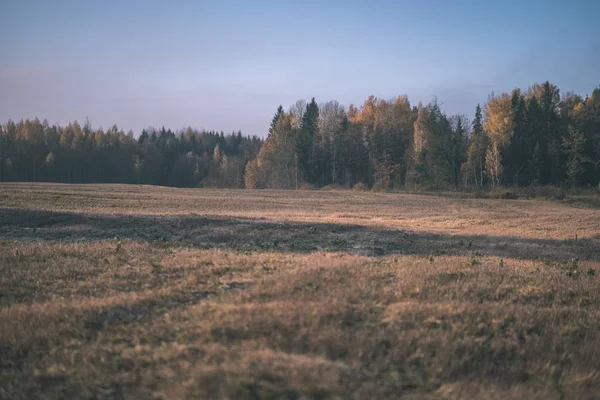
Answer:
[1,183,599,399]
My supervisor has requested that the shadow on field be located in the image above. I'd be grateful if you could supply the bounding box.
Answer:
[1,208,598,261]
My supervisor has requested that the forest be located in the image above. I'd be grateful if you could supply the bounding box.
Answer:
[1,81,599,189]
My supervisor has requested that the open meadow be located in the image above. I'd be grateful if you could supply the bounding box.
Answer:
[1,183,600,399]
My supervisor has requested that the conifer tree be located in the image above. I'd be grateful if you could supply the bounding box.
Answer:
[268,105,284,137]
[296,98,319,183]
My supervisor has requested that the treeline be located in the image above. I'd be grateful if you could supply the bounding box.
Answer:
[248,82,600,189]
[0,121,262,187]
[1,81,599,189]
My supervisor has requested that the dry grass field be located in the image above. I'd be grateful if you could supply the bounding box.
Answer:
[1,183,600,399]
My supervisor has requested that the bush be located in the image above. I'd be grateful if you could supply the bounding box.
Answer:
[352,182,368,191]
[488,187,518,199]
[371,182,387,192]
[517,186,566,199]
[298,182,316,190]
[320,184,347,191]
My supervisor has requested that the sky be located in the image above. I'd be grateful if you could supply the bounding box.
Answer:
[1,0,599,137]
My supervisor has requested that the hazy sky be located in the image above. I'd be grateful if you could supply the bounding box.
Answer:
[1,0,599,136]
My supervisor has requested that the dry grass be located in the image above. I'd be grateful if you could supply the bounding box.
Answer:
[1,183,599,399]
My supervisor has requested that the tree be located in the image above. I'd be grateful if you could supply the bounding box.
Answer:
[337,118,369,187]
[269,105,284,137]
[413,104,431,184]
[0,124,6,182]
[318,100,346,184]
[538,82,563,185]
[413,103,430,155]
[464,104,488,186]
[449,114,468,186]
[296,98,319,184]
[289,100,307,129]
[581,87,600,187]
[503,89,528,185]
[563,126,587,185]
[244,159,262,189]
[3,81,599,189]
[484,93,513,185]
[252,111,297,188]
[525,96,544,185]
[486,142,503,187]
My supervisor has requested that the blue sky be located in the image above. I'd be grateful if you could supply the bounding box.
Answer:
[1,0,599,136]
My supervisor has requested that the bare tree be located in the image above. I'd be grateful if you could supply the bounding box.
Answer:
[318,100,345,183]
[289,99,307,129]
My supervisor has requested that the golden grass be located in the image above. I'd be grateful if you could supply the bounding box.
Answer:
[1,183,599,399]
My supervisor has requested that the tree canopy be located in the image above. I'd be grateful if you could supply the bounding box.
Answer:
[2,82,599,189]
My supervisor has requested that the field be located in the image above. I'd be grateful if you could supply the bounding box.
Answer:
[1,183,600,399]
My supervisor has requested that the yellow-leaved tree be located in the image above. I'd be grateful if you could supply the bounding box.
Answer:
[484,93,513,186]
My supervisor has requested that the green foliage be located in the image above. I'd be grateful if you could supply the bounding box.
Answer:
[0,119,262,187]
[464,104,488,186]
[566,269,579,278]
[587,268,596,277]
[550,364,562,390]
[296,98,320,183]
[269,105,284,137]
[563,126,588,185]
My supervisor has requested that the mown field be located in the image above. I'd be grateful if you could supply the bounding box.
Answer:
[1,183,600,399]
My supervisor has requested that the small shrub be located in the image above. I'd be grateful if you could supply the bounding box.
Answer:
[554,192,566,200]
[352,182,368,191]
[587,268,596,277]
[487,187,505,199]
[519,186,567,200]
[320,184,346,191]
[501,191,518,199]
[472,189,488,199]
[298,182,316,190]
[551,364,562,389]
[566,270,579,278]
[571,257,579,268]
[470,258,481,266]
[371,181,387,192]
[488,187,518,199]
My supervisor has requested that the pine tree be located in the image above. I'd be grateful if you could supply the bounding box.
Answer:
[503,90,527,185]
[536,81,562,184]
[268,105,284,137]
[296,98,319,183]
[449,114,468,186]
[465,104,488,186]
